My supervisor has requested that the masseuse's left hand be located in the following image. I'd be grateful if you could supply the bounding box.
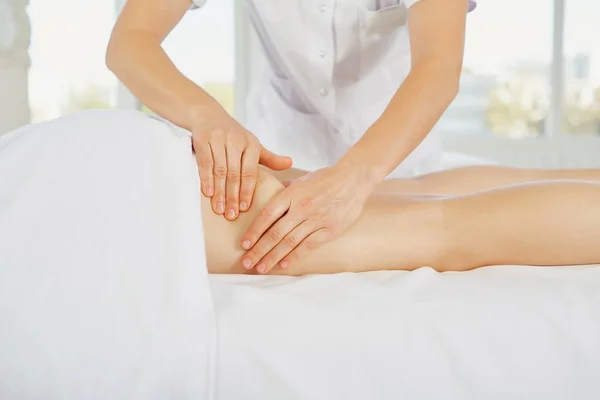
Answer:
[240,164,374,274]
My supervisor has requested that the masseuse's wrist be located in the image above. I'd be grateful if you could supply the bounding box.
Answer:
[336,150,386,190]
[187,96,226,130]
[338,121,411,186]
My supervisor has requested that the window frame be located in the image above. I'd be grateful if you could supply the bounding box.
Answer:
[548,0,565,137]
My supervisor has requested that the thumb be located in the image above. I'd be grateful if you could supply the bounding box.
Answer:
[258,146,293,171]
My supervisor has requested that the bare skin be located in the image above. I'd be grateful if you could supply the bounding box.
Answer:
[202,166,600,275]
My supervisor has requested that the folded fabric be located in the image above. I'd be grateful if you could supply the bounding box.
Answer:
[0,110,215,399]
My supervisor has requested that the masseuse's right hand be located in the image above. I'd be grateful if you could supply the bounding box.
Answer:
[191,106,292,221]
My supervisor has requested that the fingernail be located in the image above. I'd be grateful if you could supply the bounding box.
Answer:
[280,261,289,269]
[257,264,266,274]
[242,240,252,250]
[226,209,236,219]
[206,187,214,196]
[216,203,224,214]
[240,202,248,211]
[242,258,252,269]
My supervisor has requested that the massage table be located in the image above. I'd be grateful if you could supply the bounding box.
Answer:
[210,266,600,399]
[1,110,599,399]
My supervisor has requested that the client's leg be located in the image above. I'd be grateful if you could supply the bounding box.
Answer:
[379,165,600,196]
[202,168,447,275]
[202,169,600,275]
[268,165,600,197]
[440,180,600,270]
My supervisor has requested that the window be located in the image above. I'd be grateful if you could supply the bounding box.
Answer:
[564,0,600,135]
[438,0,600,139]
[27,0,117,122]
[0,0,236,136]
[3,0,597,141]
[161,0,236,115]
[1,0,118,134]
[438,0,553,138]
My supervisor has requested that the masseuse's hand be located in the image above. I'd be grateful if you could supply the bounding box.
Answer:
[191,106,292,220]
[240,164,374,274]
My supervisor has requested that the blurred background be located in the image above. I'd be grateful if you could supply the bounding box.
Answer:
[1,0,599,167]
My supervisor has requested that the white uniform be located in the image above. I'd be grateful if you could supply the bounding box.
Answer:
[192,0,476,178]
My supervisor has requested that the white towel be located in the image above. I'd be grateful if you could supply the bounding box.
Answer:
[0,110,215,399]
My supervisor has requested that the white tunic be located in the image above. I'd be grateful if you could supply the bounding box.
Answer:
[191,0,476,178]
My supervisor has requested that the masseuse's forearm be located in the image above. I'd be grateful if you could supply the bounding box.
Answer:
[106,32,219,131]
[340,61,460,182]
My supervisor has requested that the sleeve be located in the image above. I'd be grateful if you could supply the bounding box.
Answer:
[189,0,207,10]
[402,0,476,12]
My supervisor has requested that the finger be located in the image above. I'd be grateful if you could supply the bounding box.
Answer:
[278,229,330,271]
[209,140,227,215]
[224,143,242,220]
[239,144,260,213]
[258,146,292,171]
[242,213,304,273]
[240,192,291,255]
[193,136,214,197]
[257,221,317,274]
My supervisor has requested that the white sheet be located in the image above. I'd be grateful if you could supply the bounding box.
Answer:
[211,266,600,400]
[0,110,214,399]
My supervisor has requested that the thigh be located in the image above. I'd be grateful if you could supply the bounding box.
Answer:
[202,167,285,274]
